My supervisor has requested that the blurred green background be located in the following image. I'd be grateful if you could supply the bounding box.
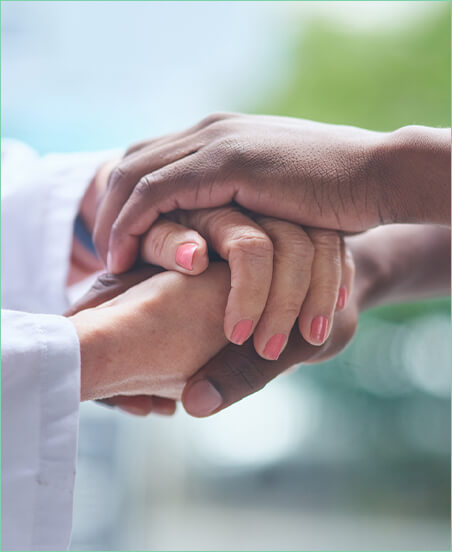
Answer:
[258,4,450,129]
[2,2,450,550]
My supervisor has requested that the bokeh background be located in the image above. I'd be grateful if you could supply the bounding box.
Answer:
[2,1,450,550]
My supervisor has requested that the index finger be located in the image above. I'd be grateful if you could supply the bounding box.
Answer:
[171,207,274,345]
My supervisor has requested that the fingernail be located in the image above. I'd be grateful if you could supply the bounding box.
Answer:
[336,286,348,310]
[230,319,253,345]
[310,315,329,344]
[263,333,286,360]
[183,380,223,417]
[176,243,198,271]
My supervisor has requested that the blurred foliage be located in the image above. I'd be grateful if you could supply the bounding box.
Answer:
[257,4,450,130]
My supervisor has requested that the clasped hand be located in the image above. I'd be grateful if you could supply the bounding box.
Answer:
[72,112,433,417]
[69,208,359,417]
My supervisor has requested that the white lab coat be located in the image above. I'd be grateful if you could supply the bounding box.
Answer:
[1,140,109,551]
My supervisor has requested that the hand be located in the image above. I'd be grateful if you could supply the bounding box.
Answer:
[141,208,354,352]
[67,266,177,415]
[68,232,355,413]
[93,113,449,274]
[68,263,230,401]
[182,224,451,417]
[69,224,450,417]
[68,247,357,417]
[92,159,353,352]
[182,239,367,417]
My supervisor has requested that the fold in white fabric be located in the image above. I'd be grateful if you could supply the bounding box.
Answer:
[1,140,112,550]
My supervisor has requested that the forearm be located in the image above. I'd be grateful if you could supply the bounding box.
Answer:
[376,126,451,226]
[350,224,450,311]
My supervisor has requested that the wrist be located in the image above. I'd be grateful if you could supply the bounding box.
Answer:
[69,309,115,401]
[374,125,451,225]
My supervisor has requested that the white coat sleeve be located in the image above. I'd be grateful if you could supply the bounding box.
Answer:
[1,310,81,552]
[1,140,117,551]
[1,139,116,314]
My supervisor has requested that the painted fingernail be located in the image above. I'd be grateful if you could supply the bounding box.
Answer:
[336,286,348,310]
[176,243,198,271]
[183,380,223,417]
[230,319,253,345]
[263,333,286,360]
[310,315,329,344]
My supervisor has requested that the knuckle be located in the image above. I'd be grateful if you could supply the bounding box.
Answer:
[149,228,173,260]
[217,349,269,396]
[217,137,253,166]
[199,206,240,234]
[309,275,339,299]
[200,111,234,127]
[273,246,312,275]
[108,164,128,190]
[295,238,315,264]
[258,221,313,266]
[310,229,340,251]
[230,234,274,259]
[264,300,301,321]
[202,206,240,225]
[134,174,155,198]
[274,233,314,263]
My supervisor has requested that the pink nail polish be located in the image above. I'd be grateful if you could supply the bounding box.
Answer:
[310,315,329,344]
[263,333,286,360]
[183,380,223,417]
[176,243,198,271]
[336,286,348,310]
[230,319,253,345]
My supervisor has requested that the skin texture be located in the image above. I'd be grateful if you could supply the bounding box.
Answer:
[69,224,450,417]
[144,208,353,351]
[80,158,350,352]
[183,225,450,417]
[67,259,356,411]
[68,216,354,401]
[73,175,353,353]
[69,263,230,401]
[81,117,450,351]
[68,117,450,415]
[91,114,450,275]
